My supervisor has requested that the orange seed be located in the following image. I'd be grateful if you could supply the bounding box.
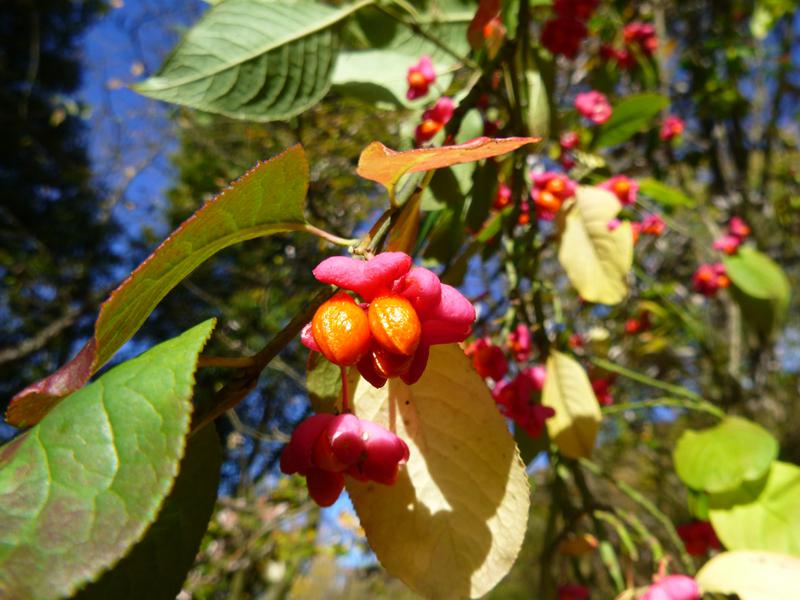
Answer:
[368,295,421,357]
[311,292,371,366]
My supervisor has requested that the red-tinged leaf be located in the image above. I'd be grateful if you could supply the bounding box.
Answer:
[467,0,502,50]
[356,137,539,197]
[7,146,309,427]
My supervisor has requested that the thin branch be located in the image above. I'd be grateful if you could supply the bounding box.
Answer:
[589,356,705,403]
[601,396,725,420]
[189,287,334,437]
[0,305,82,365]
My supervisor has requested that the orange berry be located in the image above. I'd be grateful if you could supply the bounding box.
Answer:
[697,269,713,283]
[419,119,443,137]
[716,274,730,288]
[545,177,566,195]
[535,190,561,212]
[518,212,531,225]
[311,292,371,366]
[613,179,631,196]
[370,346,414,379]
[368,295,421,357]
[407,71,427,88]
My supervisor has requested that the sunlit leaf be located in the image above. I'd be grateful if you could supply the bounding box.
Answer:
[558,186,633,305]
[724,246,791,338]
[135,0,371,120]
[346,345,530,599]
[333,19,469,107]
[0,320,216,599]
[75,426,222,600]
[709,461,800,556]
[593,93,668,148]
[541,350,601,459]
[696,550,800,600]
[673,416,778,494]
[9,146,308,427]
[637,178,696,208]
[526,69,550,139]
[357,136,538,198]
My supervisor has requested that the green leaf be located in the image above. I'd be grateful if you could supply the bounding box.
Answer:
[333,20,470,107]
[75,425,222,600]
[456,109,485,144]
[723,246,791,338]
[9,146,308,427]
[346,345,530,598]
[514,425,548,466]
[593,93,668,148]
[558,186,633,305]
[541,350,602,459]
[697,550,800,599]
[709,462,800,556]
[0,320,216,600]
[135,0,372,121]
[687,488,710,521]
[306,350,343,414]
[637,178,696,208]
[526,69,550,139]
[464,160,498,233]
[673,416,778,494]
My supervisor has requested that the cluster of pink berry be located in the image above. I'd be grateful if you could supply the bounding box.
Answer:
[559,130,580,169]
[531,171,578,221]
[641,575,700,600]
[712,216,750,255]
[465,325,555,439]
[406,56,456,145]
[692,217,750,297]
[492,182,512,211]
[599,175,638,206]
[415,97,455,145]
[540,0,600,59]
[601,21,657,70]
[606,214,664,243]
[281,413,409,506]
[302,252,475,387]
[660,115,685,141]
[283,253,476,506]
[406,55,436,100]
[600,176,667,243]
[692,262,729,297]
[575,91,612,125]
[590,376,614,406]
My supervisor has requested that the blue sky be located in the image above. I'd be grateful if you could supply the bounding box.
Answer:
[80,0,205,245]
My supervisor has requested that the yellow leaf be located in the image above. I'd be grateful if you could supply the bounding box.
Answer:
[542,350,601,459]
[386,190,423,253]
[696,551,800,600]
[346,345,530,599]
[558,186,632,305]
